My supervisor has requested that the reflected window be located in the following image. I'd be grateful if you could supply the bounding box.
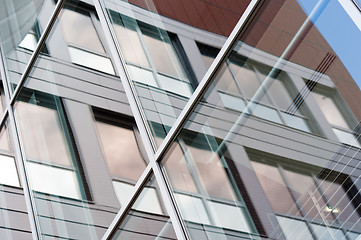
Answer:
[310,87,361,147]
[93,110,147,206]
[110,12,193,97]
[60,8,115,75]
[198,43,312,133]
[249,151,361,237]
[15,91,85,199]
[163,133,257,234]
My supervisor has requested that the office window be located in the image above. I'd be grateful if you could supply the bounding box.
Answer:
[93,112,147,207]
[250,151,361,237]
[14,91,85,199]
[110,13,193,97]
[199,43,312,133]
[60,8,115,75]
[310,87,361,147]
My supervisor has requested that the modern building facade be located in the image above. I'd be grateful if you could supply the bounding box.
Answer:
[0,0,360,239]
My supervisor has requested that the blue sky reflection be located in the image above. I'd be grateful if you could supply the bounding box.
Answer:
[297,0,361,90]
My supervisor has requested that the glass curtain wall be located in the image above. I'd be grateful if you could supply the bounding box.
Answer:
[0,0,361,239]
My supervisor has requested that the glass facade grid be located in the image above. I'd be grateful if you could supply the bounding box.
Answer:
[0,0,360,239]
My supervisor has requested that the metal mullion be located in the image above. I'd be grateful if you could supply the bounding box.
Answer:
[0,1,68,239]
[9,0,68,106]
[101,164,153,239]
[154,0,262,163]
[151,160,191,240]
[92,0,189,239]
[0,45,41,240]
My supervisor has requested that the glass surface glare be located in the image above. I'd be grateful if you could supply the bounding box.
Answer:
[101,0,249,148]
[160,0,361,239]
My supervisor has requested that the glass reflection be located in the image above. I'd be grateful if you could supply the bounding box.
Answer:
[160,0,361,239]
[15,90,84,198]
[0,0,53,92]
[111,174,177,240]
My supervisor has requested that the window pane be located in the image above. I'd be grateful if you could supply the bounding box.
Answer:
[312,92,350,129]
[111,175,177,240]
[319,178,361,227]
[0,155,19,187]
[112,21,150,68]
[27,162,81,199]
[251,161,301,216]
[163,143,198,193]
[0,124,11,152]
[143,33,187,80]
[219,92,247,112]
[68,46,115,75]
[281,112,311,132]
[174,193,211,225]
[95,120,146,181]
[333,128,361,148]
[230,62,263,100]
[310,224,345,240]
[15,101,73,167]
[283,169,331,221]
[60,9,105,53]
[276,216,313,240]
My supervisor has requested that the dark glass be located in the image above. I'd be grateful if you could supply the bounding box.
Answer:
[111,175,177,240]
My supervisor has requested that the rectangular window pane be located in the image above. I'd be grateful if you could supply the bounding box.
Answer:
[60,9,105,53]
[276,216,313,240]
[27,162,81,199]
[94,119,146,182]
[0,155,20,187]
[251,161,301,216]
[68,47,115,75]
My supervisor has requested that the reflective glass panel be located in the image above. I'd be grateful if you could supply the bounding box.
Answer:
[160,0,361,239]
[111,174,177,240]
[0,118,31,238]
[0,0,56,92]
[94,119,147,182]
[10,2,125,238]
[101,0,251,148]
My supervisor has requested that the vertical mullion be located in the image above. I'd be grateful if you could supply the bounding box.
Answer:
[0,40,41,240]
[0,0,68,239]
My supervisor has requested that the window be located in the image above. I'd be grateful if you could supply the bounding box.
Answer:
[14,90,86,199]
[249,150,361,239]
[199,43,312,133]
[0,89,20,188]
[309,85,361,148]
[163,133,257,233]
[59,7,115,75]
[93,110,149,208]
[110,12,193,97]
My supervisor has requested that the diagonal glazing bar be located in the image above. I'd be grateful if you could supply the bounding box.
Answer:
[154,0,262,162]
[95,0,263,239]
[8,0,67,106]
[92,0,191,239]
